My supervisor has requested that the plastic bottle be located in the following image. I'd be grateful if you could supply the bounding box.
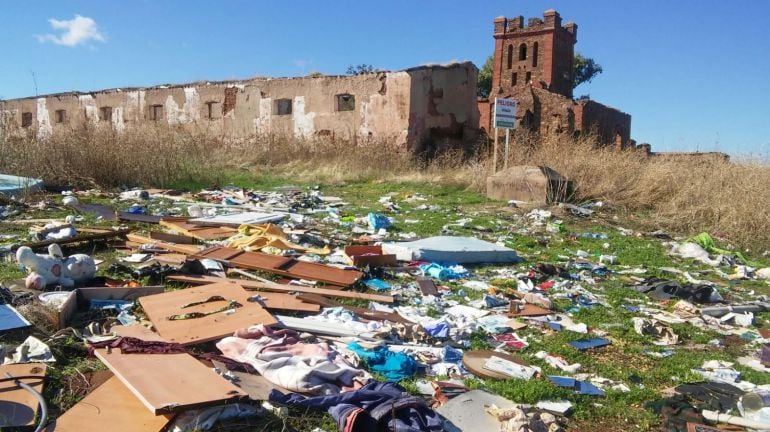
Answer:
[740,390,770,423]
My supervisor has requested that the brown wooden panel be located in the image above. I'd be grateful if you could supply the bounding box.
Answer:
[0,364,46,427]
[205,247,362,286]
[196,245,244,261]
[138,282,277,345]
[94,349,247,414]
[49,376,173,432]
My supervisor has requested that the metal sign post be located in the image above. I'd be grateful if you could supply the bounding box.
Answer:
[492,98,517,173]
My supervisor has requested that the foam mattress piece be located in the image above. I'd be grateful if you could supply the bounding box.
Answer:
[382,236,520,264]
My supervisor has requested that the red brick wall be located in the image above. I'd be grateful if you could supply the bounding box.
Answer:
[478,99,492,132]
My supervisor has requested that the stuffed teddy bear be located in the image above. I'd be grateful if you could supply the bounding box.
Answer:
[16,244,96,290]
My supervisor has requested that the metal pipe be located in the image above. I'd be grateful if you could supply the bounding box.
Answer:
[702,409,770,430]
[4,372,48,432]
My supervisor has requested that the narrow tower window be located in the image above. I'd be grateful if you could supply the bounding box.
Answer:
[512,72,518,85]
[519,43,527,61]
[507,45,513,69]
[532,42,539,67]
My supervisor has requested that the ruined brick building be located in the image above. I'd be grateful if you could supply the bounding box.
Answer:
[1,9,634,153]
[0,63,480,153]
[478,10,633,148]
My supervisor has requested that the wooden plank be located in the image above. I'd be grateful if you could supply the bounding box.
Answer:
[14,228,130,251]
[249,292,320,312]
[167,274,394,303]
[0,364,46,427]
[149,231,196,245]
[117,212,162,224]
[126,234,203,255]
[416,277,439,295]
[138,282,277,345]
[72,203,118,220]
[94,349,247,414]
[49,376,173,432]
[195,246,362,287]
[160,219,237,241]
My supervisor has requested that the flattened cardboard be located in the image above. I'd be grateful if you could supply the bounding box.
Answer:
[94,349,247,414]
[138,282,277,345]
[344,245,397,268]
[49,376,173,432]
[0,363,46,427]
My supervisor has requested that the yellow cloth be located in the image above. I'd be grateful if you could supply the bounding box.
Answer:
[226,223,330,255]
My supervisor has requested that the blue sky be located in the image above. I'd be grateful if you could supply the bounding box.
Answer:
[2,0,768,155]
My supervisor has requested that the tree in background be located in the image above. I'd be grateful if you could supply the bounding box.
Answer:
[346,64,377,75]
[475,53,603,98]
[477,55,494,98]
[573,53,603,89]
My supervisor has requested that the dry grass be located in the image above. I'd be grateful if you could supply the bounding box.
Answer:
[1,125,769,250]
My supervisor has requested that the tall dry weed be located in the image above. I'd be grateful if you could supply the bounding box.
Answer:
[1,124,768,250]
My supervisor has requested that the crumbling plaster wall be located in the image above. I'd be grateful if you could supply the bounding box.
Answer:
[0,63,479,153]
[406,62,480,153]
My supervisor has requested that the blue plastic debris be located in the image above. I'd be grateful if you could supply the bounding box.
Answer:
[581,232,609,240]
[368,213,392,230]
[548,376,606,396]
[622,305,640,313]
[364,278,391,291]
[420,263,467,281]
[568,338,611,351]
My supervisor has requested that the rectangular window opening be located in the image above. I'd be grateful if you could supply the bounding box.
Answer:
[100,107,113,122]
[512,72,518,86]
[273,99,292,115]
[55,109,67,124]
[525,71,532,83]
[205,101,221,120]
[21,112,32,128]
[335,94,355,112]
[150,105,164,121]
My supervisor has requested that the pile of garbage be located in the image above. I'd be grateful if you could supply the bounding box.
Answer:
[1,185,769,432]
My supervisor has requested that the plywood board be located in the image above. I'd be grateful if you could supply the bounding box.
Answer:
[168,274,394,303]
[126,234,203,255]
[0,364,46,427]
[160,218,237,241]
[138,282,277,345]
[111,325,168,342]
[94,349,247,414]
[194,246,362,287]
[49,376,173,432]
[189,211,284,227]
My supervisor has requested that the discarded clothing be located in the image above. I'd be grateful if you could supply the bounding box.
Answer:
[631,278,724,304]
[88,336,188,356]
[217,325,369,395]
[674,381,743,412]
[347,342,418,382]
[168,403,262,432]
[1,336,56,364]
[270,381,442,432]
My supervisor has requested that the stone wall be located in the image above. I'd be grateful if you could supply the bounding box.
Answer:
[0,62,479,152]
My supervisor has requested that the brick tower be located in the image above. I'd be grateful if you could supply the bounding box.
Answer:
[492,10,577,98]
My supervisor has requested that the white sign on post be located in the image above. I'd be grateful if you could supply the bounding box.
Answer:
[493,98,517,129]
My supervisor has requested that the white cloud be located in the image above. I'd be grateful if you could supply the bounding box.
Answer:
[36,15,105,47]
